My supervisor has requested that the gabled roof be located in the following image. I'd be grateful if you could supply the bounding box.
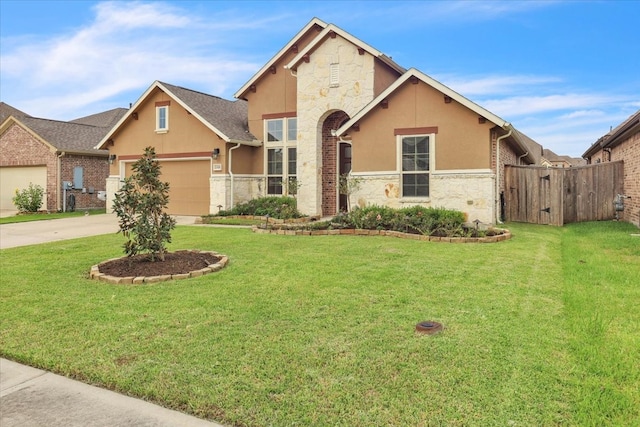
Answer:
[285,23,405,75]
[0,102,30,123]
[70,108,128,128]
[1,115,110,155]
[234,18,328,100]
[583,109,640,158]
[513,128,543,165]
[98,81,259,149]
[335,68,536,164]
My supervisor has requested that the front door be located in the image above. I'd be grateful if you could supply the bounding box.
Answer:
[338,142,352,212]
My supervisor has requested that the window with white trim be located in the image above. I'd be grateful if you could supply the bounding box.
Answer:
[265,117,297,195]
[401,135,430,197]
[156,105,169,132]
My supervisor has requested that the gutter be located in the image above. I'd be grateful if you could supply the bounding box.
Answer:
[228,143,242,208]
[495,127,512,224]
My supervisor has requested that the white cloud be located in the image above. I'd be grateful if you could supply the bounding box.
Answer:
[480,93,623,117]
[0,1,264,119]
[436,74,562,96]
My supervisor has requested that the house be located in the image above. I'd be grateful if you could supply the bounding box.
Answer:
[583,109,640,226]
[98,18,541,224]
[541,148,586,168]
[0,103,127,212]
[96,82,259,216]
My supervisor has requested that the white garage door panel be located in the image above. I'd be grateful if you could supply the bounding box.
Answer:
[0,166,48,211]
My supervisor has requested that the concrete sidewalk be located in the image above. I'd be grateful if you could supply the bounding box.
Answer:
[1,214,225,426]
[1,358,223,427]
[0,213,197,249]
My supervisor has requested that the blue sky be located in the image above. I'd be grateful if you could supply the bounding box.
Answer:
[1,0,639,157]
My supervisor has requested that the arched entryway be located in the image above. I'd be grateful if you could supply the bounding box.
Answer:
[321,111,350,216]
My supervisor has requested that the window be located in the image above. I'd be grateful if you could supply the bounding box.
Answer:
[156,105,169,132]
[401,135,430,197]
[265,117,297,195]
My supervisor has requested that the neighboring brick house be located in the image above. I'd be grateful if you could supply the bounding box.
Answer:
[0,104,126,212]
[98,18,541,224]
[583,109,640,227]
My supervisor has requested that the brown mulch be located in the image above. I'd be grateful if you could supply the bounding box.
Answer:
[98,250,220,278]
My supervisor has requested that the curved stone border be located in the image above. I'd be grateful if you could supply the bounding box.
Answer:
[89,251,229,284]
[252,226,511,243]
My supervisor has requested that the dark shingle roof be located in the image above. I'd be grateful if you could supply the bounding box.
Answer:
[70,108,127,128]
[18,116,110,154]
[513,128,543,165]
[159,82,256,142]
[0,102,31,123]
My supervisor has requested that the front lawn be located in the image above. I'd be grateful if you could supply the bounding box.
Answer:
[1,222,638,426]
[0,209,106,224]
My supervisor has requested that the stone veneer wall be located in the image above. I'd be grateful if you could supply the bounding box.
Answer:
[295,35,376,216]
[105,176,121,212]
[350,171,495,224]
[210,175,264,213]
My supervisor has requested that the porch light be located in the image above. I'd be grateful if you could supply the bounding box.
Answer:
[108,154,117,164]
[212,148,221,159]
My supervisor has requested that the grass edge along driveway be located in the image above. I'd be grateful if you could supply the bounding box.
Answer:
[1,222,638,426]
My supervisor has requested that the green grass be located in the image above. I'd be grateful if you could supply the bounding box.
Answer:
[1,222,638,426]
[202,217,263,226]
[0,209,106,224]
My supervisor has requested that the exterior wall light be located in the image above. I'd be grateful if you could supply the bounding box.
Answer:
[212,148,220,159]
[108,154,117,164]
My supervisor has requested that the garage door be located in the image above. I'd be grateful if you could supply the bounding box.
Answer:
[126,160,210,216]
[0,166,48,211]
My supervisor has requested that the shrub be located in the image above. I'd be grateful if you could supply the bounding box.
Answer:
[217,196,304,220]
[12,183,44,213]
[337,205,466,236]
[112,147,176,261]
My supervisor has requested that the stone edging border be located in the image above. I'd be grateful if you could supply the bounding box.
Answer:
[89,250,229,284]
[252,227,511,243]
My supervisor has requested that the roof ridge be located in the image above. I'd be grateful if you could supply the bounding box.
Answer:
[159,81,230,102]
[24,116,105,128]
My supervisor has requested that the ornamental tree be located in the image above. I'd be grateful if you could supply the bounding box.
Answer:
[112,146,176,261]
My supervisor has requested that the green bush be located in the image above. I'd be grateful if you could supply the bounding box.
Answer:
[12,183,44,213]
[335,205,467,236]
[217,196,304,219]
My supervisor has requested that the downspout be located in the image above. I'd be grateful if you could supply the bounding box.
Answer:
[228,143,241,208]
[495,128,512,224]
[57,151,65,212]
[517,151,529,166]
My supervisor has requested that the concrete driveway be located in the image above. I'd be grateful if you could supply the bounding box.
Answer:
[0,214,197,249]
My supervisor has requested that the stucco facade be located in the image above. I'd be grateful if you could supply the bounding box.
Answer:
[100,18,535,223]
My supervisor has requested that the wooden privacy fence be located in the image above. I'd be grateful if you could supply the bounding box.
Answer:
[504,161,624,226]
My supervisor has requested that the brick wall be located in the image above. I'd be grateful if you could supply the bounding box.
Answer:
[491,131,518,192]
[60,155,109,210]
[321,111,349,216]
[0,123,58,211]
[1,122,109,212]
[611,131,640,226]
